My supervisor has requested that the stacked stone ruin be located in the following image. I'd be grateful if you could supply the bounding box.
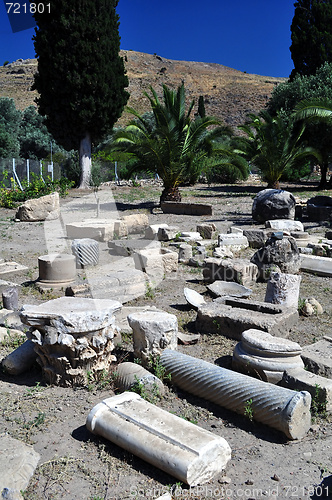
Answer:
[2,187,332,493]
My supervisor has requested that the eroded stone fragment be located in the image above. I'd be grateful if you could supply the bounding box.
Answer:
[127,310,178,366]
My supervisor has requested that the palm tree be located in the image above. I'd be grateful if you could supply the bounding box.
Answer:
[112,83,230,203]
[239,110,319,189]
[294,99,332,188]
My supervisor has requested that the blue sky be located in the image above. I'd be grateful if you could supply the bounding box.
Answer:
[0,0,295,77]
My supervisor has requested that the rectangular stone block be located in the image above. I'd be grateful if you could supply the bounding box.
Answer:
[300,254,332,277]
[282,368,332,412]
[196,297,298,340]
[161,202,213,216]
[243,229,266,249]
[301,338,332,378]
[66,219,116,241]
[0,262,28,277]
[86,392,231,486]
[203,257,258,286]
[197,223,216,239]
[122,213,149,234]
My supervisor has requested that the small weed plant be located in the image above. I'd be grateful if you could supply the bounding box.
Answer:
[311,384,328,419]
[1,327,26,349]
[244,398,254,421]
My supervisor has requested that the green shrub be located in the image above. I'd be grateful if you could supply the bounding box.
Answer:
[0,171,74,208]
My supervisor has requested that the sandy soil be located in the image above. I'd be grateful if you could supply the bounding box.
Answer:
[0,179,331,500]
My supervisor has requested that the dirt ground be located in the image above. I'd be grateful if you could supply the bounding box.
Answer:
[0,178,332,500]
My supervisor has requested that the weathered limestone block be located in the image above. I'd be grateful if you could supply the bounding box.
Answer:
[196,223,216,239]
[265,219,304,232]
[301,338,332,378]
[213,247,234,259]
[20,297,122,386]
[0,262,29,278]
[251,235,301,281]
[265,272,301,309]
[1,339,37,375]
[217,233,249,251]
[179,231,202,242]
[134,248,178,283]
[127,310,178,366]
[178,243,193,263]
[108,239,160,257]
[203,257,258,286]
[66,219,116,241]
[86,393,231,486]
[228,226,243,234]
[252,189,296,223]
[157,226,180,241]
[0,436,40,499]
[161,248,178,273]
[196,297,298,339]
[243,229,266,249]
[2,287,18,310]
[87,268,147,304]
[300,254,332,277]
[15,192,60,222]
[122,213,149,234]
[233,329,304,383]
[282,368,332,412]
[144,224,169,240]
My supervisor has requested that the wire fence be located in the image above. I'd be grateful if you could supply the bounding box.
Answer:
[0,158,62,189]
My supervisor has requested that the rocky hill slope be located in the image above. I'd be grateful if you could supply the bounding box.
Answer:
[0,50,286,130]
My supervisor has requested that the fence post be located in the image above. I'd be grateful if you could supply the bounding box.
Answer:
[40,161,45,183]
[12,159,23,191]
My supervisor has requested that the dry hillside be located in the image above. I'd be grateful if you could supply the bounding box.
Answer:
[0,50,286,130]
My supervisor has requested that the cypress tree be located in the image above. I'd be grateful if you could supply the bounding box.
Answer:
[32,0,129,187]
[290,0,332,80]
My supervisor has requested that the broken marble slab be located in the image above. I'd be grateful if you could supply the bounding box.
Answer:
[20,297,122,333]
[0,262,28,277]
[184,287,206,310]
[301,337,332,378]
[196,297,298,340]
[217,233,249,251]
[86,392,231,486]
[108,239,160,257]
[114,306,164,334]
[0,279,20,295]
[203,257,258,286]
[282,368,332,412]
[0,435,40,499]
[265,219,304,232]
[207,281,252,298]
[300,254,332,277]
[128,310,178,366]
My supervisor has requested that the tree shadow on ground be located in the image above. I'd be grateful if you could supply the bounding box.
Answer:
[115,201,158,212]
